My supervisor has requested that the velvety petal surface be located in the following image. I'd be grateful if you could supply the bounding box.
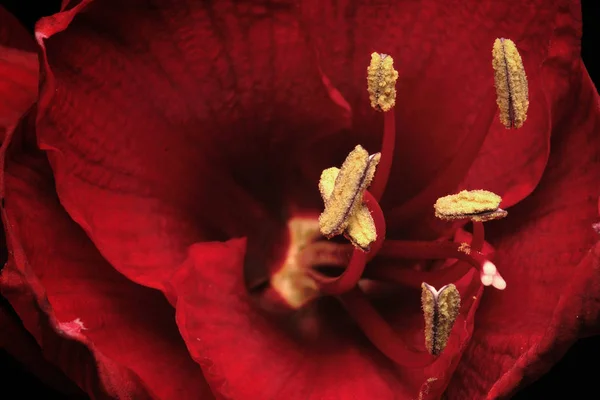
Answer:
[0,7,38,142]
[445,62,600,398]
[34,0,351,292]
[0,116,214,399]
[299,0,572,233]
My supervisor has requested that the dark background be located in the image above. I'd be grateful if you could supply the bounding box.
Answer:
[1,0,599,399]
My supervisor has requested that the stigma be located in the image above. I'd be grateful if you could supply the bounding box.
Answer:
[270,218,322,309]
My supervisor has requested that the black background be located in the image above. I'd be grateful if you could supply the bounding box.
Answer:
[0,0,598,398]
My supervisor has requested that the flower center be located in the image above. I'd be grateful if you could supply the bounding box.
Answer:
[269,218,322,309]
[253,41,529,368]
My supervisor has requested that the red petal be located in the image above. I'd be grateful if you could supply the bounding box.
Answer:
[300,1,565,230]
[168,239,417,399]
[445,63,600,398]
[0,118,214,399]
[0,7,38,142]
[33,1,352,292]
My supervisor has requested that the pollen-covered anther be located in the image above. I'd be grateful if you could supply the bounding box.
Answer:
[367,52,399,112]
[421,283,461,355]
[434,189,507,222]
[492,38,529,129]
[319,145,381,250]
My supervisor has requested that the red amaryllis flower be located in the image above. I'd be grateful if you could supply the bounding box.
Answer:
[1,1,599,399]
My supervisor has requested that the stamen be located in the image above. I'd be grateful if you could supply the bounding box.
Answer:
[421,283,461,355]
[365,261,469,289]
[367,53,399,112]
[492,38,529,129]
[434,189,507,222]
[340,287,435,368]
[297,241,350,269]
[270,268,319,309]
[311,191,387,295]
[319,145,381,243]
[366,52,398,200]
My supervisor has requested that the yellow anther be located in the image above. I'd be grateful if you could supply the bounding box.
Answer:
[367,53,399,112]
[318,145,380,250]
[492,38,529,129]
[421,283,461,355]
[434,189,507,222]
[319,167,377,250]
